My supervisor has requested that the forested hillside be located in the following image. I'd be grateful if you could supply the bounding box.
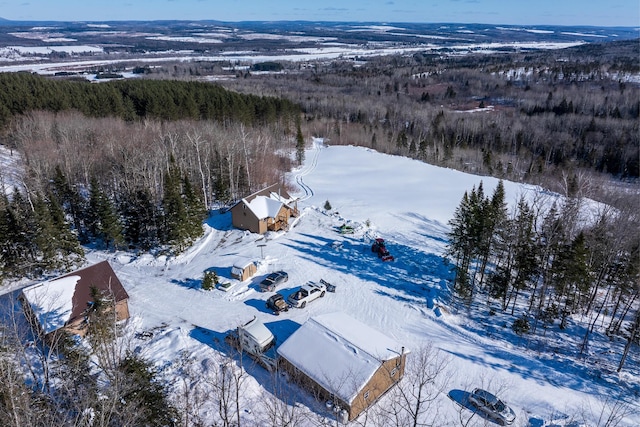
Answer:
[0,72,298,126]
[218,39,640,192]
[0,74,300,280]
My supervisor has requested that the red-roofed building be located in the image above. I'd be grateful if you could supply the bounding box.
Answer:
[20,260,130,339]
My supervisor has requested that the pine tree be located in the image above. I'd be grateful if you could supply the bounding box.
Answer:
[2,191,34,277]
[552,231,590,328]
[162,157,187,248]
[88,176,124,250]
[447,190,474,302]
[46,191,83,264]
[51,165,86,241]
[120,188,160,250]
[507,197,538,315]
[295,117,305,165]
[161,157,205,251]
[531,202,565,326]
[213,150,231,203]
[477,181,508,290]
[182,172,206,243]
[32,194,59,272]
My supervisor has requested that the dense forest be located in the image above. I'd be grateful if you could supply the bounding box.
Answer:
[0,72,298,127]
[218,39,639,196]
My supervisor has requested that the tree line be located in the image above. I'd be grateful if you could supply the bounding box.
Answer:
[217,39,639,187]
[446,181,639,372]
[0,74,300,282]
[0,72,299,128]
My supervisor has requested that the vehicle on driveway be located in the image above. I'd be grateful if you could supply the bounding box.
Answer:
[468,388,516,426]
[287,281,327,308]
[338,223,355,234]
[265,293,290,315]
[259,270,288,292]
[224,317,278,371]
[371,238,394,261]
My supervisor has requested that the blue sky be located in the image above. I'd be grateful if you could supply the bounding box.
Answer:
[1,0,638,27]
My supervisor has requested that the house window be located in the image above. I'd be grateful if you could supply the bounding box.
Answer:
[363,390,370,400]
[390,367,398,377]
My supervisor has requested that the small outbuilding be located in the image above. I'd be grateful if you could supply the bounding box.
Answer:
[20,260,130,339]
[230,259,257,281]
[277,312,408,422]
[230,183,298,234]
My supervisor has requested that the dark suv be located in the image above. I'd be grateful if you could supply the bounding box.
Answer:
[259,271,288,292]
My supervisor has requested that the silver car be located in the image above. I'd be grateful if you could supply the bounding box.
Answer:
[468,388,516,426]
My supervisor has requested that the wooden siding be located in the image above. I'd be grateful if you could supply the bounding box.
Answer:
[230,202,261,234]
[279,353,407,421]
[349,354,407,420]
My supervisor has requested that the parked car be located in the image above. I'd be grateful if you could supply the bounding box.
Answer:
[468,388,516,426]
[259,271,289,292]
[287,282,327,308]
[265,293,289,315]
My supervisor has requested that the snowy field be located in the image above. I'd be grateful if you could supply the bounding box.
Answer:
[2,140,638,426]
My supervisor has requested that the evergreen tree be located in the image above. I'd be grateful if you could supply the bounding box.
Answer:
[213,150,231,203]
[119,188,160,250]
[32,194,59,273]
[507,197,538,315]
[88,176,124,250]
[447,190,474,301]
[1,191,34,278]
[161,157,187,249]
[552,231,590,328]
[182,172,206,243]
[117,353,178,426]
[531,202,566,324]
[161,157,205,251]
[51,165,86,241]
[295,117,305,165]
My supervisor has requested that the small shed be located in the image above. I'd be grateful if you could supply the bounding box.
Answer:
[230,259,257,281]
[277,312,408,422]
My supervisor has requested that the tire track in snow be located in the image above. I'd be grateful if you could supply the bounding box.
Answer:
[294,138,323,201]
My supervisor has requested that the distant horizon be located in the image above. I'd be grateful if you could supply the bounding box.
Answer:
[0,16,637,29]
[0,0,637,28]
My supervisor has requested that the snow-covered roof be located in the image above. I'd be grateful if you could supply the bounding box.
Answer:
[20,261,129,335]
[241,317,274,348]
[21,275,81,334]
[243,195,284,220]
[232,258,255,269]
[277,312,407,404]
[267,190,295,204]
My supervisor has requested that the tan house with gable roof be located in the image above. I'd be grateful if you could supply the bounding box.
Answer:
[230,183,298,234]
[277,312,408,422]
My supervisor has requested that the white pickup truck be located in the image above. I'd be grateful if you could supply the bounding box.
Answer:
[287,281,329,308]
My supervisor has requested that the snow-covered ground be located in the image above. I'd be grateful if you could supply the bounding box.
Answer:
[2,139,638,426]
